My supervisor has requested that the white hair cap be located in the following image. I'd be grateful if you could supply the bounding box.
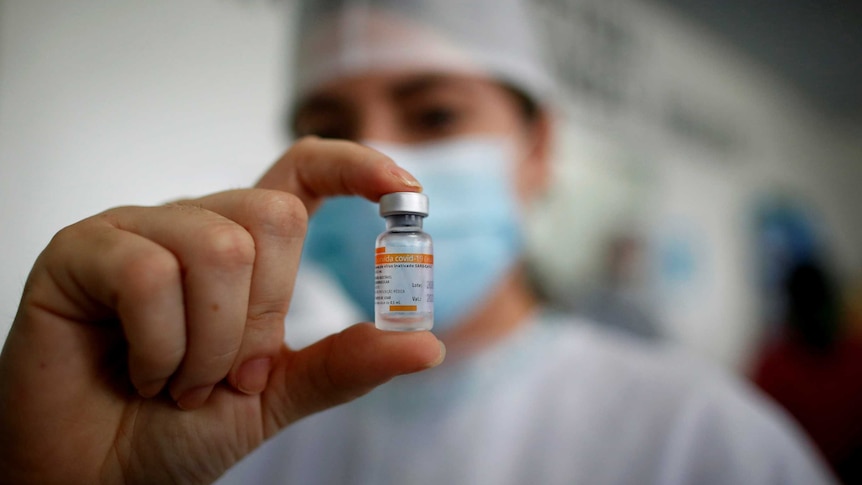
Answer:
[291,0,555,106]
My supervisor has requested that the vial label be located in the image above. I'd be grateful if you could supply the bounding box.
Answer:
[375,247,434,331]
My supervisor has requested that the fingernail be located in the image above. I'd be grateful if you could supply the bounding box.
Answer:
[237,357,272,395]
[389,166,422,189]
[429,340,446,368]
[177,385,213,410]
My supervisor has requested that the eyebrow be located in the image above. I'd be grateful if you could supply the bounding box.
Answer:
[390,74,467,100]
[296,74,459,116]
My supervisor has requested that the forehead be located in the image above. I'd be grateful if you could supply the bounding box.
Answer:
[293,71,504,112]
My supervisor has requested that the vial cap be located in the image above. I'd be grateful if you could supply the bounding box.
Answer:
[379,192,429,217]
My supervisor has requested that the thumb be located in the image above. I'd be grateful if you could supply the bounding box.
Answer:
[260,323,444,435]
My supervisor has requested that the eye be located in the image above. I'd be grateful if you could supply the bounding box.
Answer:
[291,100,356,140]
[409,105,462,134]
[310,126,354,140]
[419,107,457,128]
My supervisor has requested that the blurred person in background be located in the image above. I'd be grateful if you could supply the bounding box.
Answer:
[752,261,862,484]
[226,3,832,483]
[0,0,835,484]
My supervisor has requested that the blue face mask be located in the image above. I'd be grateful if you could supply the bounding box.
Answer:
[303,136,523,333]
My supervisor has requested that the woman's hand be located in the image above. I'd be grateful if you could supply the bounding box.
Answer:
[0,137,442,484]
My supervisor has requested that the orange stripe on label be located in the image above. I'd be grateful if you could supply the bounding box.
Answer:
[390,305,417,312]
[375,247,386,254]
[375,253,434,265]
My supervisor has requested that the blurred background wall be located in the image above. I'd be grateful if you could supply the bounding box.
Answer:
[527,0,862,369]
[1,0,860,372]
[0,0,290,331]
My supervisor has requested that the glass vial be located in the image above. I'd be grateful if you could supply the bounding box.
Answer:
[375,192,434,331]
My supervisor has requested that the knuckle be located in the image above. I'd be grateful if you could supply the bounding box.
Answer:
[49,216,103,248]
[245,191,308,238]
[119,248,181,299]
[247,306,288,325]
[47,206,134,248]
[243,310,288,351]
[46,224,80,253]
[198,223,256,267]
[97,205,136,219]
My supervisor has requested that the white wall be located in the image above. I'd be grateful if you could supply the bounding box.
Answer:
[0,0,289,338]
[530,0,862,368]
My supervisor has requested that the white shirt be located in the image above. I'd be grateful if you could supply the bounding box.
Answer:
[218,311,834,485]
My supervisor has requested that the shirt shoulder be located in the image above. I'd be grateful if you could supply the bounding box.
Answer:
[530,313,834,485]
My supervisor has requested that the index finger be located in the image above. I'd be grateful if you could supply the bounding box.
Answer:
[255,136,422,213]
